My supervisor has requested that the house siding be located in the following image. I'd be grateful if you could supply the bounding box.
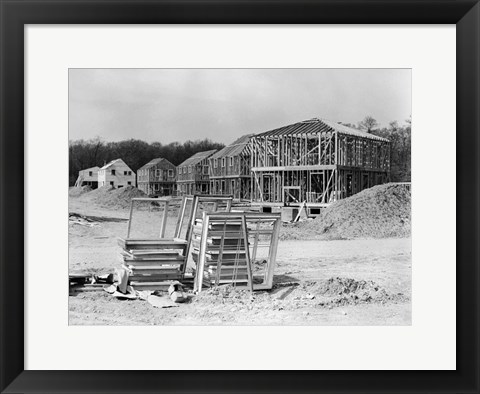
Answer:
[137,159,177,196]
[208,135,253,200]
[176,150,216,196]
[98,160,136,188]
[75,166,100,188]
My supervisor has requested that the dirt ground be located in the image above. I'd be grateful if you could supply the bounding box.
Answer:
[69,196,412,326]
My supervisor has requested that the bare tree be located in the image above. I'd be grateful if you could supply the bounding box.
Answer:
[358,116,379,133]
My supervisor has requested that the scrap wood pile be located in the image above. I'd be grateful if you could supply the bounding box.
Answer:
[192,212,281,292]
[113,195,236,293]
[118,238,187,291]
[192,214,251,289]
[118,198,187,291]
[69,195,282,302]
[69,213,99,227]
[69,272,114,294]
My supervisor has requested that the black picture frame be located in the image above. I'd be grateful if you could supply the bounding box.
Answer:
[1,1,478,393]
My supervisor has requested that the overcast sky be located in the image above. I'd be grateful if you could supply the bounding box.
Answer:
[69,69,411,145]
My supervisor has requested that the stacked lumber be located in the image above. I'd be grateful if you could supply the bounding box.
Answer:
[118,238,187,291]
[192,212,282,292]
[191,217,251,287]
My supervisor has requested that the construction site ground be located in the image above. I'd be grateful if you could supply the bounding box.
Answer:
[69,195,412,326]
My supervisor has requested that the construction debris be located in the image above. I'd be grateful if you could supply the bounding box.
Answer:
[69,272,115,294]
[192,211,281,293]
[117,195,234,292]
[192,213,253,292]
[168,281,187,303]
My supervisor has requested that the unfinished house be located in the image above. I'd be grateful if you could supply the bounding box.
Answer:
[251,118,390,211]
[74,166,99,189]
[208,134,254,200]
[137,158,176,196]
[176,150,217,196]
[98,159,136,188]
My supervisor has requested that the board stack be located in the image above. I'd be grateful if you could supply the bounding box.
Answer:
[191,217,250,287]
[117,238,187,291]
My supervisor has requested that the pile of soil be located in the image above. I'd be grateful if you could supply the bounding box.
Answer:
[291,277,408,308]
[193,277,408,310]
[281,183,411,240]
[97,186,147,209]
[69,185,92,197]
[74,186,147,210]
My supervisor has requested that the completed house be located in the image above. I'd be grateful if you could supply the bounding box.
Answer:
[209,134,254,200]
[176,150,217,196]
[74,166,99,189]
[137,158,176,196]
[98,159,136,188]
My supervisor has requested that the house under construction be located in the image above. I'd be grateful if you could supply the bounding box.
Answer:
[137,158,176,196]
[177,150,217,196]
[74,166,100,189]
[208,134,254,200]
[250,118,390,210]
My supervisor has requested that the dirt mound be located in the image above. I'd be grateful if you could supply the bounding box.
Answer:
[294,277,407,307]
[73,185,147,210]
[95,186,147,209]
[281,183,411,240]
[69,185,92,197]
[193,285,256,304]
[193,277,408,310]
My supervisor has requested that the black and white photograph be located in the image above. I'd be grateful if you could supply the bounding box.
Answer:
[68,68,412,326]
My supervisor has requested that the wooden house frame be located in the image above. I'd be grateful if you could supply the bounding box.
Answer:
[176,150,217,196]
[208,134,254,200]
[137,158,176,196]
[250,118,390,208]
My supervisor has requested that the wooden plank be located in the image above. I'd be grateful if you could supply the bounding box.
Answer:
[159,200,169,238]
[242,215,254,292]
[120,237,187,243]
[123,244,187,251]
[122,251,182,258]
[194,211,210,292]
[126,199,134,238]
[129,273,182,281]
[69,284,105,293]
[126,266,181,273]
[129,281,176,291]
[126,258,180,268]
[204,260,248,267]
[174,196,189,239]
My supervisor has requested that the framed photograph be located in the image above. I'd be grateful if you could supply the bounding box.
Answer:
[1,0,478,393]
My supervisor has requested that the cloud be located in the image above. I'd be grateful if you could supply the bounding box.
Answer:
[69,69,411,144]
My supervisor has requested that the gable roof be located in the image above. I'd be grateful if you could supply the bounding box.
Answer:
[138,158,174,171]
[254,118,389,142]
[80,166,100,173]
[178,150,217,167]
[100,158,134,171]
[210,134,254,159]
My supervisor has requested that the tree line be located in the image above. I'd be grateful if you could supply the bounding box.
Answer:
[69,138,225,186]
[339,116,411,182]
[69,116,411,186]
[361,116,411,183]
